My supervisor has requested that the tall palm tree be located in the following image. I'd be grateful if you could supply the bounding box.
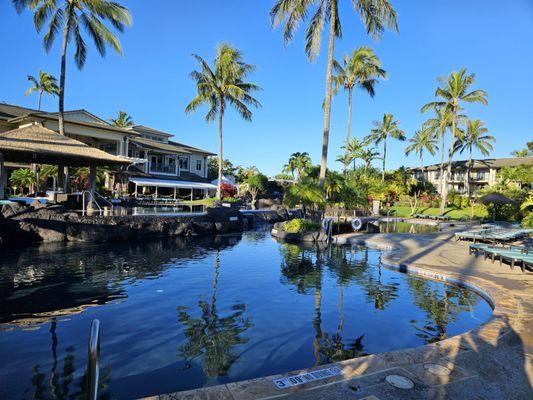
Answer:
[109,111,134,127]
[332,47,386,167]
[25,70,59,110]
[455,119,495,198]
[186,44,261,198]
[421,106,455,193]
[283,152,313,180]
[270,0,398,187]
[13,0,132,136]
[421,68,488,213]
[405,129,438,179]
[364,113,405,181]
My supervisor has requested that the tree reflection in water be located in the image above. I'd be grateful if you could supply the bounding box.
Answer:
[177,251,253,378]
[406,276,480,343]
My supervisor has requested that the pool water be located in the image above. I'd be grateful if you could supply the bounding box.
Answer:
[0,230,491,399]
[379,221,439,234]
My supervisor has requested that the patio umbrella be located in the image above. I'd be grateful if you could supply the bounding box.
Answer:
[478,193,517,221]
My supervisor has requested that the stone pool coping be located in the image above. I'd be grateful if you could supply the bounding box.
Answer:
[143,232,531,400]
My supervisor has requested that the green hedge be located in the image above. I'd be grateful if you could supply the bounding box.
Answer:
[283,219,321,233]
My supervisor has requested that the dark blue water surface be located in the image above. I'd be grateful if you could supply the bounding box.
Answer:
[0,230,492,399]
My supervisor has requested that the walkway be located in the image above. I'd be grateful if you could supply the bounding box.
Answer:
[149,231,533,400]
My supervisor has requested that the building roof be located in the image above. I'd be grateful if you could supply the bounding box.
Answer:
[130,125,173,137]
[130,137,192,154]
[0,124,131,166]
[410,157,533,171]
[169,140,216,156]
[0,103,137,136]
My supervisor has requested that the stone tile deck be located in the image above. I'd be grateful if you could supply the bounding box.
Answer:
[147,231,533,400]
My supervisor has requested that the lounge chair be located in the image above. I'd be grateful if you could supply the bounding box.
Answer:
[469,244,532,272]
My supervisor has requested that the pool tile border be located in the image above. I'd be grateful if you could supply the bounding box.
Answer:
[147,235,523,400]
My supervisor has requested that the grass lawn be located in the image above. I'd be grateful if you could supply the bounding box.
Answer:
[180,198,217,206]
[389,205,487,220]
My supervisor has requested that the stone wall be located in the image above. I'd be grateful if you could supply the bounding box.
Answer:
[0,203,298,247]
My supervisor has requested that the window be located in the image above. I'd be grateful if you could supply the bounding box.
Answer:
[179,155,190,171]
[150,154,177,174]
[196,160,202,171]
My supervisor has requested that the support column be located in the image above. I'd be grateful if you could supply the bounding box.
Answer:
[191,188,194,201]
[0,153,5,200]
[57,163,65,192]
[87,164,97,210]
[135,183,138,198]
[63,167,70,193]
[155,186,158,199]
[173,187,177,201]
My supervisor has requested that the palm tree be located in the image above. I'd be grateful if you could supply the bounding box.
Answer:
[109,111,134,127]
[405,129,438,180]
[270,0,398,186]
[9,168,37,195]
[25,70,59,110]
[421,68,488,213]
[332,47,386,168]
[283,152,313,180]
[364,113,405,181]
[455,119,495,198]
[421,106,455,193]
[13,0,132,136]
[358,148,381,171]
[341,137,363,171]
[185,44,261,198]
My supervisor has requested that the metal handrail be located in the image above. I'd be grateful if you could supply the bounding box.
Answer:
[93,191,114,209]
[87,319,100,400]
[82,191,102,215]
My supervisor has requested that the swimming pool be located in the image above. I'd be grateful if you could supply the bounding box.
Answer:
[0,230,491,399]
[379,220,439,233]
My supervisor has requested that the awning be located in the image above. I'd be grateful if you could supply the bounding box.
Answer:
[129,177,217,190]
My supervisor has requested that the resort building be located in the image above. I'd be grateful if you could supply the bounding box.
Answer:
[0,103,216,199]
[410,157,533,194]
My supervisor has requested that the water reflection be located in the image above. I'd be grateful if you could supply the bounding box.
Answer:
[177,251,253,377]
[0,233,490,399]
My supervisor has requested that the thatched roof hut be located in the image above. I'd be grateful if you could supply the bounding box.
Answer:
[0,124,131,167]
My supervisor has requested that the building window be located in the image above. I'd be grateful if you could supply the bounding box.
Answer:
[196,160,202,171]
[150,154,177,175]
[179,155,190,171]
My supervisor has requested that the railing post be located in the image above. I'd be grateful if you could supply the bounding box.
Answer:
[87,319,100,400]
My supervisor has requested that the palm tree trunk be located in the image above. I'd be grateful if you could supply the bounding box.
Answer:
[439,128,446,194]
[441,111,456,214]
[420,154,424,181]
[38,90,43,111]
[58,5,73,136]
[381,136,387,181]
[466,149,472,199]
[318,0,337,187]
[217,96,223,199]
[344,89,353,173]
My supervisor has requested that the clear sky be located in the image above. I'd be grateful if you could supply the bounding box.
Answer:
[1,0,532,176]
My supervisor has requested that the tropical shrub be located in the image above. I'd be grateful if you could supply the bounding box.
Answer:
[283,177,326,211]
[247,173,268,208]
[521,212,533,228]
[9,168,36,194]
[220,183,237,198]
[282,218,321,233]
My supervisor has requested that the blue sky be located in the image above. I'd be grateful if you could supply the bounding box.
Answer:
[1,0,532,176]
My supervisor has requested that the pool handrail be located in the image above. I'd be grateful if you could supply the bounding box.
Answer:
[87,319,100,400]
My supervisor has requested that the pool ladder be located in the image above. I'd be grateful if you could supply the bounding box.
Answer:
[87,319,101,400]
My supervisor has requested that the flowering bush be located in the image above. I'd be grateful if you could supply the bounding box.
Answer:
[220,183,237,198]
